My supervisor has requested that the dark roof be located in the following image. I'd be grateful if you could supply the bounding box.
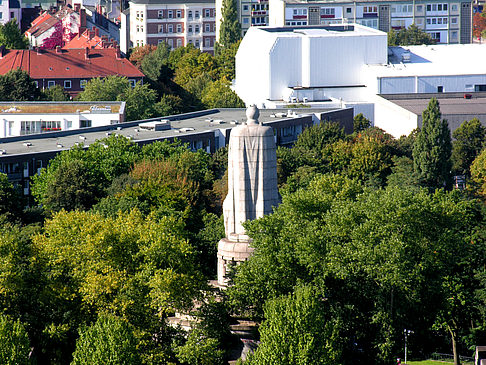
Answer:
[386,95,486,116]
[0,49,144,79]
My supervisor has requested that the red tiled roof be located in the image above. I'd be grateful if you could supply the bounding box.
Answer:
[0,49,144,79]
[63,29,116,49]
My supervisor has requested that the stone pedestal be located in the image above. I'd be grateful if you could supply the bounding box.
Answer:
[217,238,254,286]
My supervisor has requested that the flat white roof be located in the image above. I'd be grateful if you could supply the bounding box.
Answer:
[367,44,486,77]
[256,23,386,38]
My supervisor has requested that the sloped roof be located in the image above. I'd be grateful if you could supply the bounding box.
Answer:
[0,49,144,79]
[25,12,59,37]
[63,29,116,49]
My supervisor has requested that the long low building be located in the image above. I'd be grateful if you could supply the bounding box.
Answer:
[0,102,126,138]
[0,107,353,201]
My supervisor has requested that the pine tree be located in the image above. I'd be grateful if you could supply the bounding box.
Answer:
[412,98,452,190]
[216,0,241,53]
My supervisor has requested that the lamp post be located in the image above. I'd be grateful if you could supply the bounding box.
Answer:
[404,329,414,364]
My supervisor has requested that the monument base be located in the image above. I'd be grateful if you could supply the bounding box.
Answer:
[217,238,254,287]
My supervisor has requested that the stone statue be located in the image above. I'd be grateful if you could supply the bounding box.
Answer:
[217,105,279,286]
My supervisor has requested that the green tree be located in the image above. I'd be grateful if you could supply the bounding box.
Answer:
[452,118,486,176]
[0,20,28,49]
[248,285,340,365]
[140,42,172,84]
[123,81,158,120]
[78,75,129,101]
[0,173,23,221]
[0,69,40,101]
[216,0,241,51]
[0,315,30,365]
[42,84,70,101]
[412,98,452,190]
[201,78,244,108]
[353,113,372,133]
[175,328,224,365]
[71,314,141,365]
[388,23,435,46]
[154,94,184,116]
[470,148,486,200]
[215,40,241,80]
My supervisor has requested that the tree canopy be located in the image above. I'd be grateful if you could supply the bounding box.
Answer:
[388,24,436,46]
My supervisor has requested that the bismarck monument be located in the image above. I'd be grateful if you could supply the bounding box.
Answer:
[217,105,279,286]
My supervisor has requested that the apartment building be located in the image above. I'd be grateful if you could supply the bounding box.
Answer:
[0,0,21,26]
[128,0,216,54]
[268,0,472,44]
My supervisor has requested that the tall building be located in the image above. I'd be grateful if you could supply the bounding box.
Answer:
[268,0,472,44]
[127,0,216,53]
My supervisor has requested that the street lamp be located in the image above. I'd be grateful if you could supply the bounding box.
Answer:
[404,329,414,364]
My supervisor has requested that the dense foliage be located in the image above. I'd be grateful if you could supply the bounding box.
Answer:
[388,24,436,46]
[0,101,485,364]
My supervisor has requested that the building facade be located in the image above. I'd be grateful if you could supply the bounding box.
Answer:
[128,0,216,53]
[269,0,472,44]
[0,0,21,26]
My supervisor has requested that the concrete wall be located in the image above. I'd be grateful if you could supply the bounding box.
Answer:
[379,74,486,94]
[373,95,418,137]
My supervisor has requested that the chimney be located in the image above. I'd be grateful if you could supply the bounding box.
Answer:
[84,47,89,60]
[80,8,86,28]
[74,3,80,12]
[56,45,61,53]
[115,45,121,59]
[36,46,41,55]
[94,27,99,37]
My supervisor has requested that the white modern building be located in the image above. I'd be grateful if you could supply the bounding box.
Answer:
[126,0,216,53]
[0,102,126,137]
[234,24,486,137]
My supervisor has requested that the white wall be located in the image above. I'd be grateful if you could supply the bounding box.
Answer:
[378,74,486,94]
[373,95,418,137]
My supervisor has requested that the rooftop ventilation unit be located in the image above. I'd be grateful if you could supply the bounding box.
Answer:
[138,119,171,131]
[23,142,32,147]
[401,50,411,63]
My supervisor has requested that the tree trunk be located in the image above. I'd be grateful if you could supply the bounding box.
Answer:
[449,327,461,365]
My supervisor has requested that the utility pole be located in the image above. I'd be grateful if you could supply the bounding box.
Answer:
[404,329,414,364]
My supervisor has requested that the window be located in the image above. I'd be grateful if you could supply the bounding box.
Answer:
[168,39,173,47]
[426,4,431,11]
[438,4,442,11]
[205,38,210,47]
[64,80,71,89]
[177,39,182,47]
[188,10,193,18]
[136,11,143,19]
[176,10,182,18]
[204,9,211,17]
[195,39,200,47]
[243,5,249,11]
[47,81,55,88]
[417,5,423,12]
[158,10,163,19]
[205,23,210,32]
[158,39,164,44]
[195,25,200,33]
[168,24,173,33]
[10,12,13,18]
[444,4,448,10]
[129,79,136,87]
[321,8,335,16]
[80,120,92,128]
[176,24,182,32]
[168,10,173,18]
[451,17,457,24]
[451,4,458,11]
[243,17,249,23]
[0,12,2,19]
[80,80,87,89]
[136,25,143,32]
[188,25,193,32]
[158,24,164,33]
[437,86,443,92]
[346,7,352,13]
[195,11,200,18]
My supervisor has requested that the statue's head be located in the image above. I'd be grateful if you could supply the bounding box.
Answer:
[246,105,259,125]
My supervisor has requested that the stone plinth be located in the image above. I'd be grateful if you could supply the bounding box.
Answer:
[217,238,255,286]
